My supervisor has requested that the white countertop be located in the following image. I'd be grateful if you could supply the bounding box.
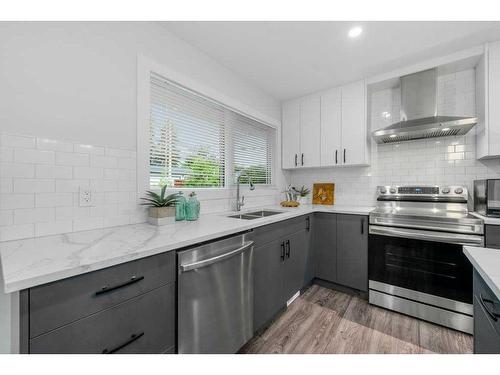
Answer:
[464,246,500,300]
[0,204,373,293]
[470,212,500,226]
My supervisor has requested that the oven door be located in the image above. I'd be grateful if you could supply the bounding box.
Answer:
[368,225,483,304]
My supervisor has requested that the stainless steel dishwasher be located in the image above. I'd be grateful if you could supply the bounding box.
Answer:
[177,232,254,354]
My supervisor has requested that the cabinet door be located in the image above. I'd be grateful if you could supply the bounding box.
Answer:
[299,95,321,167]
[253,239,286,332]
[488,41,500,157]
[320,88,342,167]
[282,99,300,169]
[283,229,309,301]
[314,213,337,283]
[341,80,367,166]
[337,214,368,291]
[474,295,500,353]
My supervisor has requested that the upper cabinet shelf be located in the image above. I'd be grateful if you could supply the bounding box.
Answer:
[282,80,369,170]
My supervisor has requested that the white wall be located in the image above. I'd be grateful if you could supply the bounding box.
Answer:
[0,21,283,353]
[289,69,500,206]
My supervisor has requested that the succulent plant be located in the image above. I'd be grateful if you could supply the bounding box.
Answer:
[295,185,311,197]
[140,185,179,207]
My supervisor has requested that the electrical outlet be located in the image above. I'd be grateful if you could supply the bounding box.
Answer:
[79,187,93,207]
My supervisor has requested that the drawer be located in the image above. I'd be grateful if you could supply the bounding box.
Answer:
[253,214,310,247]
[485,225,500,249]
[29,251,175,338]
[473,270,500,337]
[30,283,175,354]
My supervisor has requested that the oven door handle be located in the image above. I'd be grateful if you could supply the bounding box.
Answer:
[369,225,484,246]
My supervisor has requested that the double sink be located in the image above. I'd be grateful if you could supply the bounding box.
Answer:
[227,210,284,220]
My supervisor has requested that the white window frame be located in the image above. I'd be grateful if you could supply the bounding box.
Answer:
[137,54,280,200]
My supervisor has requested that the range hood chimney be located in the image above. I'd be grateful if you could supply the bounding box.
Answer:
[371,68,477,144]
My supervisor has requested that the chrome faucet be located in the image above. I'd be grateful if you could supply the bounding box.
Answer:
[236,171,255,211]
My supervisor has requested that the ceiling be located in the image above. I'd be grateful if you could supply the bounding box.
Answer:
[160,21,500,101]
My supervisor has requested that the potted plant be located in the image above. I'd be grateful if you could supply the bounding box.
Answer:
[141,186,179,225]
[294,185,310,204]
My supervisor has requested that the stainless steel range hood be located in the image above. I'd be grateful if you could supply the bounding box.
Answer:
[372,68,477,144]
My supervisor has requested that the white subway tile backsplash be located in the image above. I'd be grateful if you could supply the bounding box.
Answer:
[0,162,35,178]
[0,210,13,226]
[0,193,35,209]
[55,179,90,193]
[55,206,90,220]
[14,179,55,193]
[105,147,133,158]
[0,147,14,163]
[0,178,13,194]
[14,148,55,165]
[55,152,90,167]
[14,207,55,224]
[35,192,74,208]
[0,223,35,241]
[73,217,104,232]
[73,144,105,155]
[73,166,104,179]
[36,138,74,152]
[35,165,73,179]
[90,155,118,168]
[35,221,73,237]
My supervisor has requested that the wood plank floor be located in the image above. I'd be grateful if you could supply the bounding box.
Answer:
[240,285,473,354]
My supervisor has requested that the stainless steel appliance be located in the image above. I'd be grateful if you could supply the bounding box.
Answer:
[474,179,500,217]
[371,68,477,144]
[369,185,484,334]
[177,232,254,354]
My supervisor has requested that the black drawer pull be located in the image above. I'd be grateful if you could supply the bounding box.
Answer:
[335,150,338,164]
[102,332,144,354]
[285,240,291,259]
[306,217,310,231]
[361,218,364,235]
[301,153,304,166]
[343,148,346,163]
[479,294,500,322]
[95,275,145,296]
[280,242,286,262]
[294,154,297,167]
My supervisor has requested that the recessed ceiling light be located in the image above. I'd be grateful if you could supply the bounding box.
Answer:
[348,26,363,38]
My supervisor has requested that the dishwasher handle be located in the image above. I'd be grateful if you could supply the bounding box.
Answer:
[179,241,254,273]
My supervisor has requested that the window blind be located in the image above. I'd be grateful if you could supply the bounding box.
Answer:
[149,72,274,189]
[231,113,274,185]
[150,73,226,188]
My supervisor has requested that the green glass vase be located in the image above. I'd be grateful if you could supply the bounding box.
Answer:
[175,191,187,221]
[185,192,200,221]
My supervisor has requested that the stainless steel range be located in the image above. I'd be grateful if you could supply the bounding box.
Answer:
[368,185,484,334]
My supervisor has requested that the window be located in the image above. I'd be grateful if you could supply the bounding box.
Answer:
[149,72,275,189]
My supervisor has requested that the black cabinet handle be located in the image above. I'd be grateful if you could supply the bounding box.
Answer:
[361,218,364,235]
[102,332,144,354]
[306,217,310,231]
[285,240,291,259]
[343,148,346,163]
[294,154,297,167]
[479,294,500,322]
[280,242,286,262]
[95,275,144,296]
[335,150,338,164]
[301,153,304,166]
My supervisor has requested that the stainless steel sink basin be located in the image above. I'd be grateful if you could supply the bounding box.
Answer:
[227,210,284,220]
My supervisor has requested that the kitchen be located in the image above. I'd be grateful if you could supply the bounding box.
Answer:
[1,7,500,372]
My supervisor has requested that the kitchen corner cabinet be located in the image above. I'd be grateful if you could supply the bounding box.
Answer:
[282,80,369,169]
[473,270,500,353]
[253,215,313,332]
[314,213,368,292]
[476,41,500,159]
[20,251,176,354]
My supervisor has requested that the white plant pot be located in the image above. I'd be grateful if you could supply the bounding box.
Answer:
[147,206,175,226]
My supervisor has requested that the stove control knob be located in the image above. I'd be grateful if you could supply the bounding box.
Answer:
[380,187,387,194]
[389,187,397,194]
[441,187,450,194]
[454,187,464,194]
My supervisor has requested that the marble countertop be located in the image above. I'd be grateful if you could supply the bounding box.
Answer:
[464,246,500,300]
[470,212,500,226]
[0,204,373,293]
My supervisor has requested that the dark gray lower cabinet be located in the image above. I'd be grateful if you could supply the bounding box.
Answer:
[337,214,368,292]
[21,251,176,354]
[485,225,500,249]
[30,284,175,354]
[314,213,337,282]
[473,270,500,353]
[253,215,312,332]
[314,213,368,292]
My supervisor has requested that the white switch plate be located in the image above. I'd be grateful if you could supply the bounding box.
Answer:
[79,187,93,207]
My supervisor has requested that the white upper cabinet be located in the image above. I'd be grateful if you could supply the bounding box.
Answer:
[299,95,321,167]
[282,99,300,168]
[340,80,368,166]
[477,41,500,159]
[282,80,369,169]
[320,88,342,166]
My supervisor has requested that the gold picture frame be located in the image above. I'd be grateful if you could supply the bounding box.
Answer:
[312,183,335,205]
